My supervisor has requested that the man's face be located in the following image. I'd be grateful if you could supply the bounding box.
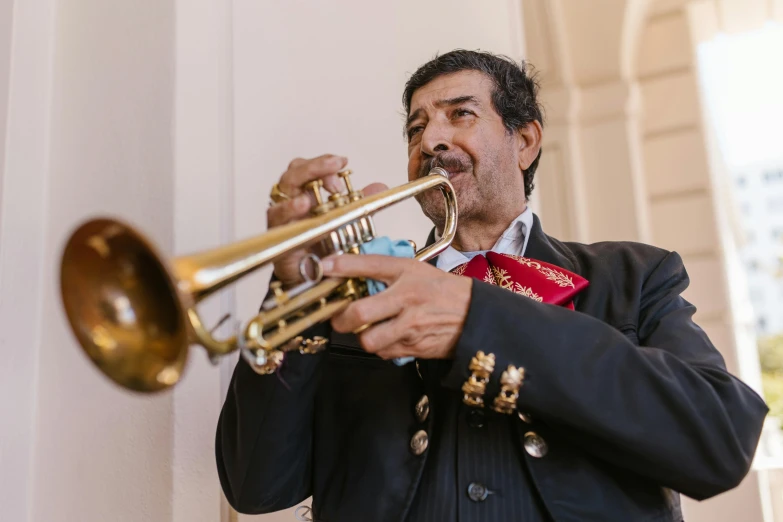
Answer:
[405,70,527,226]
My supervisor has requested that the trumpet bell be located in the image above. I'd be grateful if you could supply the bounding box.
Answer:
[59,218,189,392]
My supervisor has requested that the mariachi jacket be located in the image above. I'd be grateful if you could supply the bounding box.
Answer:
[215,213,768,521]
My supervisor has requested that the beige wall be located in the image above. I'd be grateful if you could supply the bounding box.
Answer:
[2,0,177,521]
[0,0,12,188]
[0,1,40,520]
[36,1,177,521]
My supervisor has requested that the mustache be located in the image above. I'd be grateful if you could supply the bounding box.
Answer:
[419,153,473,178]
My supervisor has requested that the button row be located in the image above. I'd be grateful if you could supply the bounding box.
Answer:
[415,395,429,423]
[410,395,430,456]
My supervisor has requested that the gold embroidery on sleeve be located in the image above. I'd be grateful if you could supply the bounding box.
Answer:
[492,365,525,414]
[462,351,496,407]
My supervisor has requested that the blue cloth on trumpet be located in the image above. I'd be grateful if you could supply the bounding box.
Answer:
[358,236,416,366]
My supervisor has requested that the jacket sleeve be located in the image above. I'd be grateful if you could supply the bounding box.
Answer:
[442,250,769,501]
[215,282,330,514]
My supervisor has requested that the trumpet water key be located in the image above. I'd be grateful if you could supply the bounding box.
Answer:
[59,168,457,393]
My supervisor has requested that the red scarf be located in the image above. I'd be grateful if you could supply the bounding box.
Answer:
[450,252,588,310]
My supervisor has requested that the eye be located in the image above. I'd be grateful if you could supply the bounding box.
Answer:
[454,108,474,118]
[407,126,424,139]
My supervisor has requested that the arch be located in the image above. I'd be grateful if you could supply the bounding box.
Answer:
[523,0,782,520]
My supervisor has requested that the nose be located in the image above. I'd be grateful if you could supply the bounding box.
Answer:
[420,121,451,157]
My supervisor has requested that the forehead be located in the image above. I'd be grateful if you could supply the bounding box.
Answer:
[409,70,493,112]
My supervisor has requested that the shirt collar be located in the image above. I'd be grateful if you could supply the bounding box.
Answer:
[434,207,533,272]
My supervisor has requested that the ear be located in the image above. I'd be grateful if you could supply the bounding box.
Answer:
[516,120,543,171]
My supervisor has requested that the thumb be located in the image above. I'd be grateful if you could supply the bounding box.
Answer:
[362,182,388,197]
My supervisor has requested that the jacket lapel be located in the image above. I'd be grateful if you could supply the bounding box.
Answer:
[523,214,577,273]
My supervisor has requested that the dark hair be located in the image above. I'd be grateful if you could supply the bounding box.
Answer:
[403,49,544,199]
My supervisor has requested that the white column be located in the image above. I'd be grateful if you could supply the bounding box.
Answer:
[173,1,235,521]
[28,1,178,521]
[0,1,55,521]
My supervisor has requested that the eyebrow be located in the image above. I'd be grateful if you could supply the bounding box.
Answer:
[405,95,481,130]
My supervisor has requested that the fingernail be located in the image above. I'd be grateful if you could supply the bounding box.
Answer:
[321,257,334,272]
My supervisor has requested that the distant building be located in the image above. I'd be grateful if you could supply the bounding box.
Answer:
[732,161,783,335]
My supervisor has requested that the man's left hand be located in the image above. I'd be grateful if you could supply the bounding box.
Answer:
[322,255,472,361]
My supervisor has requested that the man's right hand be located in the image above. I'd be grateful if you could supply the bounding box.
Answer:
[268,154,387,288]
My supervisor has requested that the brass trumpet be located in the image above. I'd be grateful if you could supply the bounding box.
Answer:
[59,168,457,393]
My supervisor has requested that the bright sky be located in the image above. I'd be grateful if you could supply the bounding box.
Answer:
[696,21,783,169]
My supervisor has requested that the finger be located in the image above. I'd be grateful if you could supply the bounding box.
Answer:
[322,173,342,194]
[375,345,410,361]
[280,154,348,194]
[321,254,410,284]
[356,316,406,354]
[266,194,312,228]
[330,290,403,335]
[361,182,389,196]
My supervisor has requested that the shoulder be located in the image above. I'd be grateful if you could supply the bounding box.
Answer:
[553,236,689,294]
[562,238,673,270]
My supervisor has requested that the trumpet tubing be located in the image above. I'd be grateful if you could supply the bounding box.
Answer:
[59,168,457,392]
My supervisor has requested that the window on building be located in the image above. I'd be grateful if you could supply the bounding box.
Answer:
[770,198,783,213]
[764,170,783,183]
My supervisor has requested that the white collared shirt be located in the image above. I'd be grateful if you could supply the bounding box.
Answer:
[434,207,534,273]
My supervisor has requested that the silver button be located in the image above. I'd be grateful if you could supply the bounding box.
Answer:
[410,429,429,455]
[523,431,548,458]
[467,482,489,502]
[415,395,430,422]
[518,412,532,423]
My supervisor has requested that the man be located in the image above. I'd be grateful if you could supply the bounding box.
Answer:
[215,50,768,521]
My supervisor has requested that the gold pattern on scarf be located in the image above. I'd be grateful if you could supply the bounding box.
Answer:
[451,263,468,277]
[505,255,575,288]
[490,266,543,301]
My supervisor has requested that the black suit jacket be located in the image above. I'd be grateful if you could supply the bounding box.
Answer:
[215,214,768,521]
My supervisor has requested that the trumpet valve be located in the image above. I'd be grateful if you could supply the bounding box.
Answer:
[338,169,363,201]
[305,179,324,204]
[328,193,349,207]
[306,179,333,215]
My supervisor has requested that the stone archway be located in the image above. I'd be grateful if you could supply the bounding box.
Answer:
[522,0,783,520]
[521,0,653,245]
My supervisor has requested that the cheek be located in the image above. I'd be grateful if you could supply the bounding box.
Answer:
[407,150,419,181]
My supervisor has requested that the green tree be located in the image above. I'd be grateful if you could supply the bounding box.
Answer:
[759,334,783,418]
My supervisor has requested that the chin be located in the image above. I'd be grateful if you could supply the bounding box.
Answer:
[417,194,445,224]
